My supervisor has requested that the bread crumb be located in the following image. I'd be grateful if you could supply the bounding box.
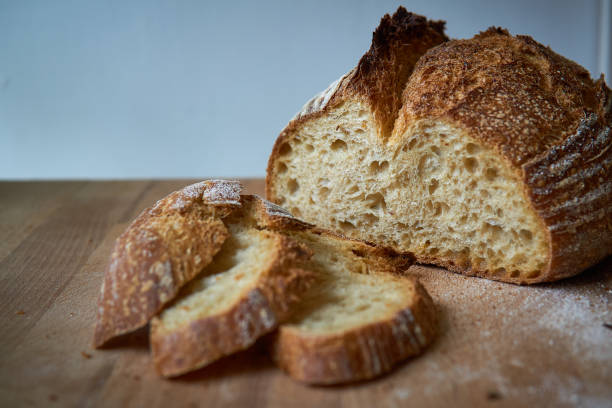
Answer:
[15,310,25,315]
[81,351,92,359]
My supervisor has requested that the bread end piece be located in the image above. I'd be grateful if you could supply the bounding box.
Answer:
[93,180,243,348]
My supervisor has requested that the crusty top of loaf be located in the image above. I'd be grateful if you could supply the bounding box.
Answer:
[293,7,448,139]
[397,27,611,166]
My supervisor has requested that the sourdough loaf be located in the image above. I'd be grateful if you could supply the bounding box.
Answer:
[266,7,612,284]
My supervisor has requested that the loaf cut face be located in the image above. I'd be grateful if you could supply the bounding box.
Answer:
[267,9,612,284]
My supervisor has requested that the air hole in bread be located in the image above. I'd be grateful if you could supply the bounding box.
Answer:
[485,167,498,181]
[463,157,478,173]
[428,179,439,194]
[287,179,299,194]
[363,213,379,223]
[305,144,314,152]
[466,143,480,154]
[365,193,386,212]
[340,221,356,232]
[369,161,389,173]
[277,162,288,174]
[330,139,347,151]
[483,222,503,240]
[319,187,330,198]
[519,229,533,242]
[433,203,443,216]
[431,146,441,156]
[279,143,292,156]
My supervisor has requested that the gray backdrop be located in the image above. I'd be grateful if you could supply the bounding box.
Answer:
[1,0,610,179]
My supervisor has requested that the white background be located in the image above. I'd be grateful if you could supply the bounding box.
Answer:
[1,0,611,179]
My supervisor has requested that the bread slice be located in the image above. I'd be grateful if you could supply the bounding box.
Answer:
[266,7,612,284]
[150,218,313,377]
[94,180,244,347]
[268,229,435,385]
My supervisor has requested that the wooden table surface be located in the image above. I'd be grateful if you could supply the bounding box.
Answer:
[0,180,610,408]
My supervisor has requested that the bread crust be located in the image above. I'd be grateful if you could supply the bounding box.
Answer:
[266,14,612,283]
[270,276,436,385]
[266,8,448,195]
[150,233,314,377]
[399,28,612,283]
[93,180,244,347]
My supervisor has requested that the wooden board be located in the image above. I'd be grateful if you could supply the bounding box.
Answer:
[0,180,610,408]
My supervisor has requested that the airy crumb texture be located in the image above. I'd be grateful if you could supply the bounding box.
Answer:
[270,230,436,385]
[270,108,547,282]
[267,13,612,284]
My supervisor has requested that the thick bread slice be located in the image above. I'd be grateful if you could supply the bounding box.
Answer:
[94,180,243,347]
[269,229,435,385]
[150,222,313,377]
[266,7,612,284]
[240,196,435,384]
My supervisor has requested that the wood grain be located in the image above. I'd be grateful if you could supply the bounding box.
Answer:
[0,180,610,408]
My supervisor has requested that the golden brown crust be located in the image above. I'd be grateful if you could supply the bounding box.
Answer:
[397,27,606,166]
[346,7,447,139]
[93,180,243,347]
[397,28,612,282]
[265,8,448,199]
[150,233,315,377]
[266,18,612,283]
[270,276,436,385]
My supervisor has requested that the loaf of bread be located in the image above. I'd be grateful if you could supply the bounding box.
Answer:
[266,7,612,284]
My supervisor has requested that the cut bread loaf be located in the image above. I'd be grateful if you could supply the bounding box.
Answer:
[266,7,612,284]
[268,229,435,385]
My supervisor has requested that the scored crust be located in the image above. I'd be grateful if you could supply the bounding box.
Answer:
[266,9,612,283]
[93,180,244,347]
[397,28,612,280]
[150,231,314,377]
[283,7,448,141]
